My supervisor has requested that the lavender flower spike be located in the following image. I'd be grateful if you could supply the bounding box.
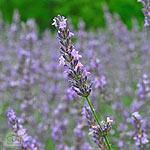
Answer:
[52,15,112,150]
[83,106,106,149]
[6,108,40,150]
[138,0,150,27]
[52,15,91,98]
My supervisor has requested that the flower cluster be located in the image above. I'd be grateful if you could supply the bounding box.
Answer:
[6,108,40,150]
[52,15,92,98]
[137,73,150,100]
[138,0,150,27]
[131,112,149,147]
[101,117,114,135]
[83,106,113,149]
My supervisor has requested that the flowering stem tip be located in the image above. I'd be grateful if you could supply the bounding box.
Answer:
[52,15,112,150]
[85,96,112,150]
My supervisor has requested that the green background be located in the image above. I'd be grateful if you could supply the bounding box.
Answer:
[0,0,144,31]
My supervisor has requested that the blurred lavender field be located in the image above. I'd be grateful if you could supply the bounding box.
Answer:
[0,6,150,150]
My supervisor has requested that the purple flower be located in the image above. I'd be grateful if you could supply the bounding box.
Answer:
[71,49,82,60]
[131,111,149,147]
[6,108,40,150]
[59,56,66,66]
[52,15,92,97]
[134,132,149,146]
[137,73,150,100]
[82,106,113,149]
[52,15,67,30]
[132,112,142,120]
[138,0,150,27]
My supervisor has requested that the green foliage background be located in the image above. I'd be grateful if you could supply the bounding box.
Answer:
[0,0,143,31]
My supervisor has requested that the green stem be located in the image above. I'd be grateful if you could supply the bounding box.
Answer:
[85,96,112,150]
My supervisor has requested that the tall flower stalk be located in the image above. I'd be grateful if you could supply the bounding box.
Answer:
[52,15,112,150]
[138,0,150,27]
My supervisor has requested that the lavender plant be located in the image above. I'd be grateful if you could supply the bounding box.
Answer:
[52,15,113,150]
[6,108,40,149]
